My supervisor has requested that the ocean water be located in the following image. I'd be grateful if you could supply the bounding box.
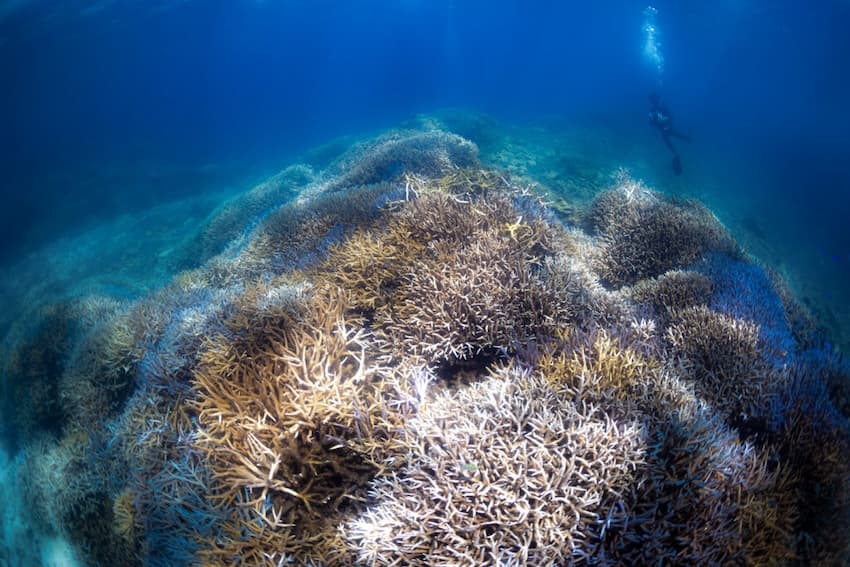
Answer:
[1,1,849,565]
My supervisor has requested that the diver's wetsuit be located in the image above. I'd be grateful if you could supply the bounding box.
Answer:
[649,94,690,174]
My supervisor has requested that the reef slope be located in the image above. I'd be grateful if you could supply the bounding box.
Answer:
[1,123,849,566]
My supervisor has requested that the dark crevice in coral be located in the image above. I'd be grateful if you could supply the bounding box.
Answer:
[103,368,138,416]
[786,449,850,564]
[67,492,142,567]
[1,311,73,452]
[434,349,506,384]
[378,279,402,298]
[728,413,771,446]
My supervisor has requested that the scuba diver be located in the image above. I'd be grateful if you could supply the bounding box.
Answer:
[648,92,691,175]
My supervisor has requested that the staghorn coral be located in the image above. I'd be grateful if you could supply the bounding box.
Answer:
[315,168,568,368]
[524,318,798,563]
[318,226,425,312]
[374,179,564,363]
[587,178,739,288]
[697,253,797,363]
[372,226,565,365]
[769,363,850,564]
[321,129,478,192]
[190,284,384,564]
[537,327,661,401]
[665,304,776,429]
[1,302,79,445]
[3,123,849,566]
[343,364,646,565]
[610,403,798,565]
[192,163,316,261]
[543,248,635,327]
[112,488,139,545]
[628,269,714,325]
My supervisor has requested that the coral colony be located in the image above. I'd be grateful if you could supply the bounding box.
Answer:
[2,126,849,565]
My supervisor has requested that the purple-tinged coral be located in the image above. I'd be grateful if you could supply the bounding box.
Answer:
[628,269,714,325]
[665,304,775,426]
[343,364,645,565]
[587,179,739,288]
[696,253,797,363]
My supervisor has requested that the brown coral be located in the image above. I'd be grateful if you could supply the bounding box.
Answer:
[112,489,138,544]
[538,328,660,400]
[629,269,714,323]
[191,284,390,563]
[587,181,739,288]
[665,304,775,426]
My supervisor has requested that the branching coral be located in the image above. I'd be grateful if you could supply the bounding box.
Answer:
[543,250,634,327]
[112,488,139,545]
[608,404,798,565]
[373,227,565,365]
[587,180,739,288]
[343,364,646,565]
[1,302,78,444]
[192,163,316,261]
[769,364,850,563]
[5,124,850,566]
[318,226,425,312]
[697,254,797,363]
[314,168,568,369]
[628,269,714,325]
[190,284,387,563]
[665,304,776,428]
[537,328,660,400]
[322,130,478,192]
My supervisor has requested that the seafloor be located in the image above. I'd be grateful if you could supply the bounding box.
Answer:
[1,112,848,565]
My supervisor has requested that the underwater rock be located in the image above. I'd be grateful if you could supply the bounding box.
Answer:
[1,125,849,566]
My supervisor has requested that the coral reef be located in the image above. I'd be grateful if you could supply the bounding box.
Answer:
[191,164,317,262]
[587,177,740,287]
[343,364,645,565]
[2,123,849,566]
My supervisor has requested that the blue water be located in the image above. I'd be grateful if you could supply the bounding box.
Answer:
[3,0,849,294]
[1,1,850,564]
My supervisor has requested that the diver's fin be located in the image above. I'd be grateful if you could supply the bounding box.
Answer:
[672,155,682,175]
